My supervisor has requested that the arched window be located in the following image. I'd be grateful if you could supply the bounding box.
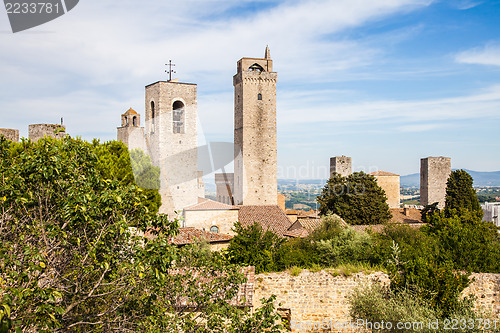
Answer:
[218,195,221,202]
[132,116,137,126]
[210,226,219,233]
[222,197,226,204]
[151,101,155,129]
[173,101,185,134]
[258,93,262,100]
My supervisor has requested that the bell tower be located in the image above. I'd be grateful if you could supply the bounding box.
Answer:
[233,46,278,205]
[144,80,203,216]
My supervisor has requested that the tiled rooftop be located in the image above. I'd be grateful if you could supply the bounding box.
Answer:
[171,227,233,246]
[184,197,237,211]
[238,205,293,238]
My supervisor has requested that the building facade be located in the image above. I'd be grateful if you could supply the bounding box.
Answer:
[233,46,278,206]
[369,171,401,209]
[420,156,451,209]
[330,156,352,178]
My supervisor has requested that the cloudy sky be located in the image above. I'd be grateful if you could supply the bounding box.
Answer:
[1,0,499,179]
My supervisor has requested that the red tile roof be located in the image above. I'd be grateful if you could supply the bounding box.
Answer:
[238,205,293,237]
[369,171,400,177]
[184,197,237,211]
[171,227,233,246]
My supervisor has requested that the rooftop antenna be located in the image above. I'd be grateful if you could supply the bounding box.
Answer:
[61,117,63,125]
[165,60,176,81]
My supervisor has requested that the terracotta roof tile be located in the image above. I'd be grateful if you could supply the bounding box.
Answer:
[171,227,233,246]
[369,171,400,177]
[184,197,237,211]
[123,107,138,115]
[238,205,292,237]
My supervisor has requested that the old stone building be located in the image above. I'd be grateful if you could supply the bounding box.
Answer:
[330,155,352,178]
[420,156,451,209]
[117,108,146,152]
[29,124,66,142]
[233,46,278,206]
[215,172,234,205]
[143,80,205,216]
[0,128,19,142]
[369,171,400,208]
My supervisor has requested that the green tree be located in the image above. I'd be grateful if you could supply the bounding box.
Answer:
[317,172,391,225]
[93,141,161,215]
[424,211,500,273]
[444,169,483,219]
[0,136,282,332]
[227,222,285,274]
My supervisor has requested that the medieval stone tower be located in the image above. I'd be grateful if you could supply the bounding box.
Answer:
[330,156,352,178]
[420,156,451,209]
[144,80,204,216]
[233,46,278,206]
[117,108,146,152]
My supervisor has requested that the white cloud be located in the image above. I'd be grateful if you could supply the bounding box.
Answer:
[278,84,500,125]
[456,43,500,67]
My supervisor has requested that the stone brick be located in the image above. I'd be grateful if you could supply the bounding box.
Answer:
[28,124,66,142]
[420,156,451,209]
[0,128,19,142]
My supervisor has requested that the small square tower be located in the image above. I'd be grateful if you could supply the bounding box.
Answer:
[117,108,146,152]
[420,156,451,209]
[330,156,352,178]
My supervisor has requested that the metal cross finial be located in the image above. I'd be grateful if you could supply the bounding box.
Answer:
[165,60,176,81]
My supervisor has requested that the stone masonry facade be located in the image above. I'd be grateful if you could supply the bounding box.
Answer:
[252,270,500,332]
[28,124,66,142]
[420,156,451,209]
[234,47,278,206]
[144,81,203,216]
[330,156,352,178]
[0,128,19,142]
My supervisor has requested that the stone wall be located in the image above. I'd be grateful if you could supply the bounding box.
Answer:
[330,156,352,178]
[372,174,400,209]
[234,51,278,206]
[420,156,451,209]
[28,124,66,142]
[253,270,389,332]
[253,270,500,332]
[0,128,19,142]
[182,209,239,235]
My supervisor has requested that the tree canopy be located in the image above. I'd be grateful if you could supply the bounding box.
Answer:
[0,136,282,332]
[317,172,391,225]
[444,169,483,219]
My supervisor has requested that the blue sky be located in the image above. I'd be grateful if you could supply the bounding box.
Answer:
[1,0,499,179]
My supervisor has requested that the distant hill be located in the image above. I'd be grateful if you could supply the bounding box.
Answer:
[401,170,500,187]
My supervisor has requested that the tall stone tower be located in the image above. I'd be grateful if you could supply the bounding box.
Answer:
[144,80,203,216]
[330,156,352,178]
[233,46,278,206]
[420,156,451,209]
[117,108,146,152]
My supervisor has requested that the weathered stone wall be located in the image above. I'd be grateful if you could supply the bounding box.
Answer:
[215,173,234,205]
[420,156,451,209]
[253,270,390,332]
[28,124,66,142]
[330,156,352,178]
[253,270,500,332]
[373,175,400,208]
[234,51,278,206]
[182,209,239,235]
[144,81,200,216]
[463,273,500,316]
[0,128,19,142]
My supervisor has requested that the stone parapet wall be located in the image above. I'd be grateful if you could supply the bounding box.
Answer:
[0,128,19,142]
[252,270,500,332]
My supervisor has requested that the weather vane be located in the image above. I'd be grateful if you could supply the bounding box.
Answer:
[165,60,176,81]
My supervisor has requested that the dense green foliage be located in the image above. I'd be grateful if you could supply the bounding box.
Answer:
[93,140,161,215]
[444,169,483,219]
[317,172,392,225]
[349,285,495,333]
[227,222,285,274]
[0,137,283,332]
